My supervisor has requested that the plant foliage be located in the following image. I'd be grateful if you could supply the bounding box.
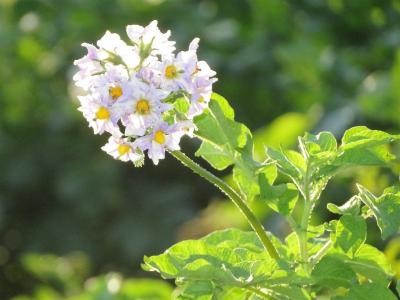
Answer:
[143,93,400,298]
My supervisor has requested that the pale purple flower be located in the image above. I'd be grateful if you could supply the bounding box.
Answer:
[73,43,105,88]
[159,41,199,91]
[83,64,129,99]
[134,121,184,165]
[126,20,175,58]
[97,31,140,68]
[186,73,216,118]
[122,83,170,136]
[77,94,122,136]
[136,64,162,87]
[73,21,217,166]
[102,136,142,162]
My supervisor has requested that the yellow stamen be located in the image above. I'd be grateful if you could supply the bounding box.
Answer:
[118,144,130,156]
[198,96,204,103]
[154,130,166,144]
[165,65,178,79]
[136,99,150,114]
[95,106,110,120]
[109,86,123,100]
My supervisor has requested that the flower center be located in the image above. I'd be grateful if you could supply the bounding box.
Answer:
[165,65,178,79]
[118,144,130,156]
[95,106,110,120]
[198,96,204,103]
[109,85,123,100]
[154,130,166,144]
[136,99,150,114]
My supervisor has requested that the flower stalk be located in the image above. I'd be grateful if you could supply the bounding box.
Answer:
[170,150,279,259]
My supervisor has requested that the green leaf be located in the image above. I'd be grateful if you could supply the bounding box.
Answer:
[196,142,234,170]
[174,96,190,114]
[301,131,337,157]
[312,255,357,289]
[357,184,400,239]
[334,145,395,166]
[231,136,265,200]
[341,126,398,149]
[143,229,301,299]
[194,93,248,170]
[298,131,338,199]
[119,278,173,299]
[334,126,399,167]
[384,185,400,195]
[334,283,397,300]
[265,147,305,183]
[342,244,393,286]
[266,286,312,300]
[258,163,278,185]
[327,196,361,216]
[285,225,327,261]
[176,282,267,300]
[176,281,215,300]
[194,93,262,201]
[259,173,298,216]
[334,215,366,255]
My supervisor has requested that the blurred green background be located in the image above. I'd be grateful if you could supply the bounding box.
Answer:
[2,0,400,299]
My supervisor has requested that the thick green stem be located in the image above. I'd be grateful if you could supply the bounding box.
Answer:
[170,150,279,260]
[298,166,313,274]
[299,200,312,274]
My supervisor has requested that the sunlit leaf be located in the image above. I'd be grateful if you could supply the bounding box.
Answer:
[358,185,400,239]
[327,196,361,216]
[334,215,366,255]
[333,283,397,300]
[259,173,298,216]
[312,255,357,288]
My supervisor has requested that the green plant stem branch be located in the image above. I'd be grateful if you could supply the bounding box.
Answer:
[170,150,279,260]
[299,200,312,272]
[310,240,332,265]
[286,215,301,234]
[298,167,313,275]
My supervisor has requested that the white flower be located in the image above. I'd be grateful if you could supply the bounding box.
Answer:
[126,20,175,58]
[73,43,106,89]
[134,121,184,165]
[73,21,217,166]
[173,120,197,138]
[159,38,204,92]
[77,94,122,136]
[188,95,210,119]
[186,76,216,118]
[97,31,140,68]
[122,83,170,136]
[87,63,130,104]
[136,64,162,87]
[101,136,142,162]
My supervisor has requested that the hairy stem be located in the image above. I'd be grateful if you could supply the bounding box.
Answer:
[298,167,313,274]
[299,200,312,274]
[170,150,279,259]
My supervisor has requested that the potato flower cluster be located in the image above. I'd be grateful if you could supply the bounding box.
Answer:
[73,21,217,165]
